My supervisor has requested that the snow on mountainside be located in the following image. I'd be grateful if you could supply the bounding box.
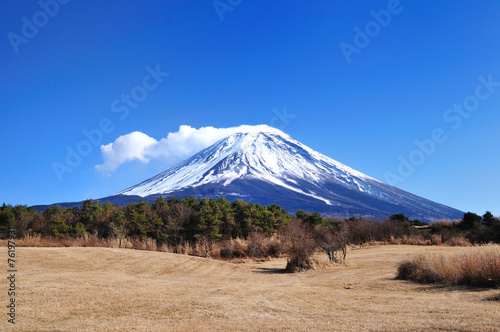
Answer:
[114,125,463,221]
[118,125,382,201]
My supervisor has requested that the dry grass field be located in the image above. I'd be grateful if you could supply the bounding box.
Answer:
[2,245,499,331]
[397,245,500,286]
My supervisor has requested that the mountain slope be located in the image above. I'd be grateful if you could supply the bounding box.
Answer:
[115,125,462,221]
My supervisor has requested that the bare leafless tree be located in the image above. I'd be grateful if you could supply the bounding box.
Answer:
[284,219,317,272]
[315,222,350,263]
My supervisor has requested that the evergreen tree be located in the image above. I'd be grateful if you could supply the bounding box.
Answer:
[459,212,481,230]
[52,216,70,237]
[482,211,495,225]
[196,198,222,240]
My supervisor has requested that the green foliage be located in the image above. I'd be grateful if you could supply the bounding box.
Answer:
[231,199,253,238]
[389,213,427,227]
[197,198,223,240]
[52,216,70,237]
[110,210,128,248]
[217,197,235,239]
[74,222,87,238]
[460,212,482,230]
[125,205,148,241]
[296,210,323,225]
[410,219,428,227]
[0,204,15,236]
[1,198,499,251]
[389,213,409,223]
[266,203,291,232]
[482,211,495,225]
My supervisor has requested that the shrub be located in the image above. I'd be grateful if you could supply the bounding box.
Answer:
[315,222,349,263]
[265,235,284,258]
[396,256,441,283]
[192,236,212,257]
[396,245,500,287]
[219,240,235,259]
[431,220,453,228]
[284,220,317,272]
[346,218,377,244]
[219,239,247,259]
[430,234,442,246]
[246,232,267,258]
[444,236,471,247]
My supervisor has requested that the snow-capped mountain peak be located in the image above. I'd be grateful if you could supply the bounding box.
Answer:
[116,125,463,221]
[118,128,378,200]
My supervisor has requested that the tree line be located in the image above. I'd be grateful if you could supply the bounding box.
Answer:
[1,198,499,254]
[0,197,291,245]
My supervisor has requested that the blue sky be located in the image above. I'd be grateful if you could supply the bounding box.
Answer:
[1,0,499,217]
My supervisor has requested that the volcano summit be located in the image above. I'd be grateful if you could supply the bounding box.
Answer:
[113,125,462,221]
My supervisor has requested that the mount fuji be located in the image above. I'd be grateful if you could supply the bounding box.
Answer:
[110,125,462,222]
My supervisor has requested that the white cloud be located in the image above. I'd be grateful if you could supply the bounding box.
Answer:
[95,131,158,173]
[95,124,283,174]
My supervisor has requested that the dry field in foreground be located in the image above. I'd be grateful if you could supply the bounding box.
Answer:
[2,245,499,331]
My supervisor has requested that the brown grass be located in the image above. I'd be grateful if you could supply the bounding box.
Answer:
[1,234,287,261]
[1,234,161,251]
[3,245,500,331]
[397,245,500,287]
[360,234,471,247]
[389,235,431,245]
[432,220,457,228]
[3,234,110,247]
[443,236,472,247]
